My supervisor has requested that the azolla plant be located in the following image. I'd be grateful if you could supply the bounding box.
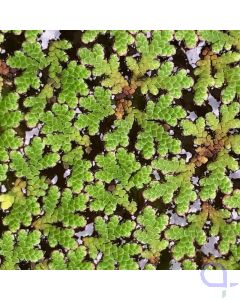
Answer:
[0,30,240,270]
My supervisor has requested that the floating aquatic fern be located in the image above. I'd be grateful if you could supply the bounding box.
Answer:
[0,30,240,270]
[7,41,48,93]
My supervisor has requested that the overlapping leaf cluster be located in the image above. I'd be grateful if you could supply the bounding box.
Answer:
[0,30,240,270]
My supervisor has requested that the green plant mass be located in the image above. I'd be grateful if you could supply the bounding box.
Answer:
[0,30,240,270]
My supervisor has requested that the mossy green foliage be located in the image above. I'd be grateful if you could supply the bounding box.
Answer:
[59,61,90,107]
[1,180,40,231]
[182,102,240,200]
[33,186,87,249]
[103,112,134,150]
[95,148,152,190]
[193,50,240,105]
[0,93,22,171]
[78,44,127,93]
[0,230,43,269]
[82,30,134,56]
[175,30,198,48]
[47,40,72,88]
[134,206,168,259]
[63,147,93,193]
[24,84,54,127]
[166,209,208,260]
[86,181,137,215]
[10,137,59,180]
[76,87,114,135]
[138,61,193,96]
[0,30,240,270]
[83,216,141,270]
[127,31,175,79]
[223,190,240,211]
[199,150,237,200]
[199,30,240,53]
[48,247,94,270]
[7,41,47,93]
[166,205,239,260]
[144,158,196,214]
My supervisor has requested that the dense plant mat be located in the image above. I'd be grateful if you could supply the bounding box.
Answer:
[0,30,240,270]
